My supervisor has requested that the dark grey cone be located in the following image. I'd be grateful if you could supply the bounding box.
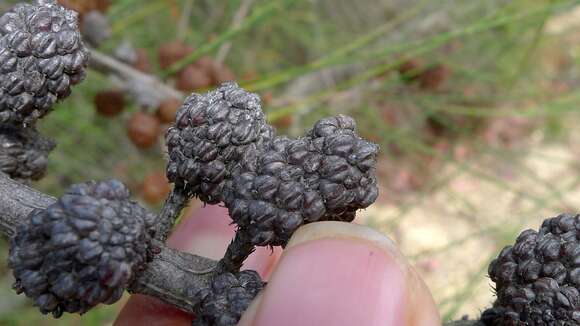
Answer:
[166,82,379,248]
[481,214,580,325]
[0,125,55,181]
[0,0,89,126]
[191,270,264,326]
[166,82,274,204]
[9,180,155,317]
[223,115,379,246]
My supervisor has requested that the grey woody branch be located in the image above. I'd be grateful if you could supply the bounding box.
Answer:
[0,172,479,325]
[88,47,184,100]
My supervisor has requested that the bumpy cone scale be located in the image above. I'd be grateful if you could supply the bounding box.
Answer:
[9,180,155,317]
[166,82,275,205]
[0,125,55,181]
[165,82,379,249]
[0,0,89,125]
[481,214,580,325]
[191,270,264,326]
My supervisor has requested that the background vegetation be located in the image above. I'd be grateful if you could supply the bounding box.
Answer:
[1,0,580,324]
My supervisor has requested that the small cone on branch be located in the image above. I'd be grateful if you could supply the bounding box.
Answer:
[271,115,293,129]
[398,59,423,83]
[418,64,451,91]
[141,172,171,204]
[94,0,111,13]
[242,70,259,81]
[176,65,213,92]
[158,41,195,70]
[261,92,273,106]
[194,56,216,76]
[127,112,161,149]
[212,62,236,84]
[157,98,182,124]
[57,0,89,15]
[94,90,126,117]
[58,0,110,15]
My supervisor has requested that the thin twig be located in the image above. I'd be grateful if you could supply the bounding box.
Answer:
[88,47,184,101]
[155,186,191,242]
[217,229,255,273]
[215,0,255,64]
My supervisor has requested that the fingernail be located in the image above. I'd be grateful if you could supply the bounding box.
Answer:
[244,221,409,326]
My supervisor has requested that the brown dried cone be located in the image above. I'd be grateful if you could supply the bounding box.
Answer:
[94,89,125,117]
[57,0,91,16]
[176,65,213,92]
[418,64,451,90]
[93,0,110,13]
[57,0,110,17]
[270,115,293,129]
[211,62,236,85]
[141,172,171,205]
[127,112,161,149]
[156,98,182,124]
[158,40,194,70]
[194,56,216,76]
[260,92,273,106]
[397,58,423,83]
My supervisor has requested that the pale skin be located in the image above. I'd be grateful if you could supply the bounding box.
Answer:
[115,205,441,326]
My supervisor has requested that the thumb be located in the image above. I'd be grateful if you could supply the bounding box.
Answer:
[239,221,441,326]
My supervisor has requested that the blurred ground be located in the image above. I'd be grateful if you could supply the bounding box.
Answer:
[1,0,580,325]
[361,127,580,320]
[364,7,580,320]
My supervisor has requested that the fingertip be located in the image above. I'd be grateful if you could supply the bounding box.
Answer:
[241,221,441,326]
[167,204,233,254]
[118,204,279,325]
[115,295,192,326]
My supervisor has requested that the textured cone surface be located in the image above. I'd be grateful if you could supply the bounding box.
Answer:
[191,270,264,326]
[166,82,274,204]
[0,125,55,181]
[9,180,155,317]
[0,0,89,125]
[166,82,379,247]
[481,214,580,325]
[224,115,379,246]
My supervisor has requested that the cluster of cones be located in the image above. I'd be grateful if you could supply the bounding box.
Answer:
[92,39,240,205]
